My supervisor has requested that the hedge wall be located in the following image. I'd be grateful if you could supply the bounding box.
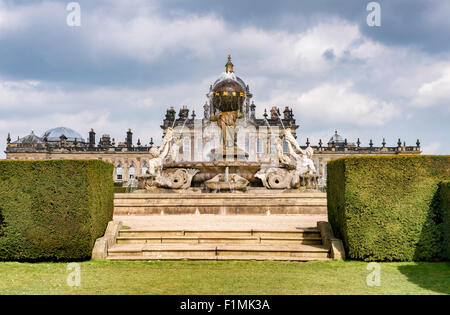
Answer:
[440,181,450,260]
[327,155,450,262]
[0,160,114,261]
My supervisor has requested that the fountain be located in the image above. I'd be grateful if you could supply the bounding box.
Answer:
[136,56,320,193]
[204,167,249,192]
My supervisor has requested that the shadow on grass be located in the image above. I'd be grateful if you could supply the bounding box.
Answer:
[400,182,450,295]
[398,262,450,295]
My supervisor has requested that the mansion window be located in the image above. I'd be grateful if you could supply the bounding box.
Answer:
[141,164,148,175]
[270,138,276,153]
[184,138,190,154]
[256,138,262,154]
[116,165,122,180]
[129,165,135,179]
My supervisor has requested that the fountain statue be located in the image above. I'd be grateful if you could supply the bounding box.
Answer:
[137,56,320,193]
[137,128,199,190]
[255,129,319,190]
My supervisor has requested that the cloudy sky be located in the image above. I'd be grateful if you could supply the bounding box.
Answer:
[0,0,449,156]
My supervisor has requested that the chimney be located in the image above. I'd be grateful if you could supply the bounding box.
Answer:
[126,129,133,148]
[89,128,96,149]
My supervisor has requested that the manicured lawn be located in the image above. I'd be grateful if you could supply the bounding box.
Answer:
[0,260,448,295]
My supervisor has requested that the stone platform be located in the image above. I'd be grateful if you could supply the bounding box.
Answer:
[114,192,327,216]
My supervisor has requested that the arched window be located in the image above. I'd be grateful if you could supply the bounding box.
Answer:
[129,165,135,179]
[141,163,148,175]
[116,165,123,180]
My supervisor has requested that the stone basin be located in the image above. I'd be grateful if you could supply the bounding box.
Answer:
[163,161,262,184]
[204,174,249,192]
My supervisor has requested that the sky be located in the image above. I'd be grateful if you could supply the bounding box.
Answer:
[0,0,449,156]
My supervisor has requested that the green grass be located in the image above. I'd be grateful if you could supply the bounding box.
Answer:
[0,260,448,295]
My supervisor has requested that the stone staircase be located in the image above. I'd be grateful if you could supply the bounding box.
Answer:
[114,192,327,215]
[105,228,332,261]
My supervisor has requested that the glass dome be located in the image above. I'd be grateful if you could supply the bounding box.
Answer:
[43,127,85,142]
[329,130,344,144]
[13,131,43,144]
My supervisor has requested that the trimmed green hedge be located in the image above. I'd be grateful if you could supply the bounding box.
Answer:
[114,187,127,193]
[440,181,450,260]
[327,155,450,262]
[0,160,114,261]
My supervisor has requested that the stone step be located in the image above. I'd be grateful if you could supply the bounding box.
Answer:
[107,255,331,262]
[118,229,321,238]
[113,192,327,215]
[115,192,327,199]
[107,244,330,261]
[116,235,322,245]
[114,206,327,215]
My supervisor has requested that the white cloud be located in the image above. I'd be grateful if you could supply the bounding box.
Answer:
[264,82,399,127]
[413,66,450,108]
[422,141,441,155]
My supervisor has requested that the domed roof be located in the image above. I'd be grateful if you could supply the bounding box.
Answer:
[211,55,247,93]
[329,130,344,144]
[13,131,43,144]
[43,127,85,142]
[213,78,244,94]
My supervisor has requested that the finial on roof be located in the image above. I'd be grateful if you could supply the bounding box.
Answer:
[7,132,11,144]
[225,55,234,73]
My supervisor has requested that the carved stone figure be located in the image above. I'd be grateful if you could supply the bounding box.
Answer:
[147,127,174,176]
[276,138,291,165]
[210,111,241,152]
[167,137,181,163]
[146,168,199,190]
[256,132,317,189]
[286,141,316,175]
[284,128,303,154]
[255,167,289,189]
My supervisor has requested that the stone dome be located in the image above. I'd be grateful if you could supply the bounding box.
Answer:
[43,127,85,142]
